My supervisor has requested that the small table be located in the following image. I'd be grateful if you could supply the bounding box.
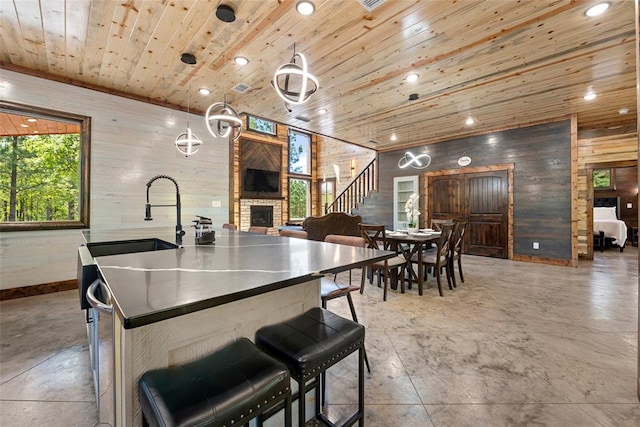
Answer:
[384,232,441,296]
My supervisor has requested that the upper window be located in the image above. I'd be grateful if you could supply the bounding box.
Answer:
[288,129,311,175]
[593,168,615,190]
[0,101,90,231]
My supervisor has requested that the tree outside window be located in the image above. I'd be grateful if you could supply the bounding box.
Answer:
[0,102,90,231]
[289,178,310,220]
[288,130,311,175]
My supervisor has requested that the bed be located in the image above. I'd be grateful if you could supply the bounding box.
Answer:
[593,197,627,251]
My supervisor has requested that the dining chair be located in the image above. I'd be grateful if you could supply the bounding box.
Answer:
[222,223,238,230]
[430,218,455,231]
[278,229,308,239]
[449,221,468,288]
[248,226,268,234]
[322,234,371,373]
[413,223,454,296]
[358,224,407,301]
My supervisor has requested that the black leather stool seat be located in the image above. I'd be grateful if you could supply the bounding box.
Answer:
[255,307,365,427]
[138,337,291,427]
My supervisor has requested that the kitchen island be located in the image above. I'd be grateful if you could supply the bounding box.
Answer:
[82,227,393,426]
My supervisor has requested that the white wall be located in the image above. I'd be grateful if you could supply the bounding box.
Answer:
[0,71,230,289]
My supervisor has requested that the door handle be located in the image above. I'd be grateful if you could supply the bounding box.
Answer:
[86,279,113,313]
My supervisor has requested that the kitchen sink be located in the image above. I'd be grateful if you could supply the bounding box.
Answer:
[77,238,178,310]
[86,238,178,257]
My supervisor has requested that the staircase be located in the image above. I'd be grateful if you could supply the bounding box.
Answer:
[325,157,377,215]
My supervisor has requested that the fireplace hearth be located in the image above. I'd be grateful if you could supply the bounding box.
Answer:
[250,205,273,227]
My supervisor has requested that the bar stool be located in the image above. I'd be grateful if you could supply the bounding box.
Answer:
[255,307,365,427]
[138,337,291,427]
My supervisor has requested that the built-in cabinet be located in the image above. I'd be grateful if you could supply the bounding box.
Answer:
[393,175,418,230]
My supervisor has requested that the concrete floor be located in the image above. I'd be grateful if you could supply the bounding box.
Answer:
[1,247,639,426]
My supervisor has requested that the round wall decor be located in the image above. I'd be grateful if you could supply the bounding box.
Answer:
[457,156,472,166]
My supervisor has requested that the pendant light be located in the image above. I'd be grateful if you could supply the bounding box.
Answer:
[272,43,319,105]
[205,51,242,141]
[175,54,202,157]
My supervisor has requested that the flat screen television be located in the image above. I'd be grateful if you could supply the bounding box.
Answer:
[243,168,280,194]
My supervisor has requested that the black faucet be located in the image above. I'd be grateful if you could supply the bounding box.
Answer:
[144,175,185,247]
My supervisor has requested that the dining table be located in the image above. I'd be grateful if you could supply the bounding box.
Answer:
[383,230,442,296]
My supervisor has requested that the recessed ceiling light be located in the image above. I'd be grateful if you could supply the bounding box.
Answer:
[619,107,629,115]
[317,108,327,115]
[390,133,397,141]
[199,88,211,95]
[585,2,610,17]
[234,56,249,66]
[465,117,475,126]
[583,92,597,101]
[26,117,37,122]
[406,73,419,82]
[296,1,315,15]
[20,124,29,128]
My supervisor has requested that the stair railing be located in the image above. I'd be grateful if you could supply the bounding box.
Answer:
[325,157,377,214]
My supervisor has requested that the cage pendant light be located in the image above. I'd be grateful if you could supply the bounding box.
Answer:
[272,43,319,105]
[175,82,202,157]
[205,53,243,141]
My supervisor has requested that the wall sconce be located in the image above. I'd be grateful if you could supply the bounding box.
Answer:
[398,151,431,169]
[350,159,356,177]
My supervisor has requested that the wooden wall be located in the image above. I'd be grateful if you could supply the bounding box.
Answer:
[316,137,376,197]
[233,117,320,227]
[1,70,230,290]
[577,132,638,255]
[371,120,574,263]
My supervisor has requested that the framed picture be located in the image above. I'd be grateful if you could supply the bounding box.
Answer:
[593,168,615,190]
[288,129,311,175]
[247,114,277,136]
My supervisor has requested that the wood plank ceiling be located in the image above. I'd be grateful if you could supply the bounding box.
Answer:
[0,0,636,151]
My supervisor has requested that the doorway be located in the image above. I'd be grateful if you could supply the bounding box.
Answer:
[425,164,513,259]
[585,159,638,259]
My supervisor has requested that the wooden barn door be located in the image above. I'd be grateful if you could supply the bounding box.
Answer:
[429,170,508,258]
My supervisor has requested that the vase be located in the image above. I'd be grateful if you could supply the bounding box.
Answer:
[407,226,419,233]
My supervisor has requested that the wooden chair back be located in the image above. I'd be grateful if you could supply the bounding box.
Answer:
[279,229,308,239]
[358,224,389,250]
[222,223,237,230]
[451,221,467,259]
[431,218,455,232]
[436,223,455,261]
[324,234,367,248]
[248,226,268,234]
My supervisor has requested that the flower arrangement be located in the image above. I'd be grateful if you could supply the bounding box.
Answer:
[404,192,420,229]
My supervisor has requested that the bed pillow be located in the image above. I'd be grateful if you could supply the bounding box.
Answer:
[594,206,616,220]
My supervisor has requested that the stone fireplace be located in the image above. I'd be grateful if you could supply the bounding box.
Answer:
[250,205,274,227]
[240,199,282,234]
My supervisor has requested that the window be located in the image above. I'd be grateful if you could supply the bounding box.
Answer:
[0,101,90,231]
[289,178,310,220]
[593,168,615,190]
[288,130,311,175]
[247,114,277,136]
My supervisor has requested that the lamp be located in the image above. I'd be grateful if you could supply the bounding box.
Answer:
[272,44,319,105]
[205,97,242,141]
[175,55,202,157]
[350,159,356,177]
[204,48,243,141]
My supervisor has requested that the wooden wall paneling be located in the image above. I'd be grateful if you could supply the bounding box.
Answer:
[1,70,231,290]
[577,132,637,257]
[378,120,572,263]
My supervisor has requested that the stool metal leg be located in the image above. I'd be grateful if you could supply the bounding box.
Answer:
[298,379,307,427]
[358,346,364,426]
